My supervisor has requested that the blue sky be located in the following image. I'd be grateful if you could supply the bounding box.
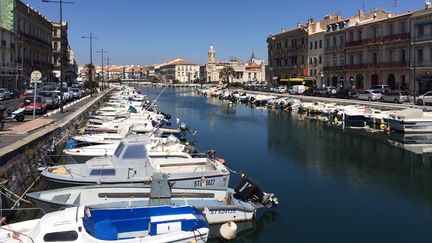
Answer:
[23,0,424,66]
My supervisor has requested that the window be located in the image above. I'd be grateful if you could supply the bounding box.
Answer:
[388,50,393,62]
[357,54,363,64]
[350,55,354,65]
[44,231,78,242]
[373,27,377,38]
[388,24,394,36]
[319,56,322,64]
[339,36,344,47]
[123,144,147,159]
[400,22,405,33]
[90,169,116,176]
[349,32,354,42]
[309,57,312,64]
[319,40,322,48]
[310,42,313,50]
[358,30,363,40]
[113,142,125,158]
[314,41,318,49]
[418,49,424,63]
[333,36,337,47]
[401,50,406,62]
[417,25,424,37]
[326,39,330,50]
[372,52,378,64]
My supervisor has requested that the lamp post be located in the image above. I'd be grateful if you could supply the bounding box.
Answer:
[96,49,107,91]
[82,33,97,96]
[105,57,111,87]
[42,0,73,113]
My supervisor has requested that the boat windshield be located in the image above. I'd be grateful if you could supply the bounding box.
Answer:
[113,142,125,158]
[122,144,147,159]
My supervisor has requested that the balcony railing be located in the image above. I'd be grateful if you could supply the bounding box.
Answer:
[345,61,409,70]
[346,33,410,47]
[415,61,432,67]
[323,65,345,71]
[19,31,51,48]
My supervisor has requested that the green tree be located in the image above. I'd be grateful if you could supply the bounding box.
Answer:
[219,66,235,84]
[84,64,96,80]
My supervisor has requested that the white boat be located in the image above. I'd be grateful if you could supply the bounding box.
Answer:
[64,135,191,163]
[388,108,432,133]
[0,206,208,242]
[27,175,264,224]
[42,137,230,189]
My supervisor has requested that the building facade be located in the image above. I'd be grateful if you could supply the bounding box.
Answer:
[159,59,200,83]
[51,21,72,84]
[16,0,53,85]
[345,9,411,90]
[411,1,432,95]
[307,14,343,87]
[267,25,308,85]
[0,27,18,89]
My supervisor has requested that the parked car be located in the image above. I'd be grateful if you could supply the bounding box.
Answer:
[371,84,390,94]
[417,91,432,105]
[302,87,319,96]
[334,87,356,99]
[71,88,82,99]
[316,86,337,97]
[40,91,60,109]
[0,88,11,101]
[380,90,409,103]
[57,88,71,102]
[357,89,383,101]
[19,96,47,114]
[288,85,306,95]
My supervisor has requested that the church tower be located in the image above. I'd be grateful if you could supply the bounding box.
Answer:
[208,45,216,64]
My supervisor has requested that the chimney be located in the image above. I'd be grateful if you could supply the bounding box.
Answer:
[426,0,432,9]
[357,9,365,17]
[281,27,286,33]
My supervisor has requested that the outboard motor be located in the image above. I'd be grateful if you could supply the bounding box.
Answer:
[234,176,278,208]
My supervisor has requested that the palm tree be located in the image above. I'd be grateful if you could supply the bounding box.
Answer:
[84,64,96,80]
[219,66,235,84]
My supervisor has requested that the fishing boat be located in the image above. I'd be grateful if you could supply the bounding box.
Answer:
[27,173,278,224]
[388,108,432,133]
[41,137,230,189]
[0,205,209,242]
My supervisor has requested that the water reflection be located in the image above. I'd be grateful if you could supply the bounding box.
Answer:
[208,211,278,243]
[267,110,432,210]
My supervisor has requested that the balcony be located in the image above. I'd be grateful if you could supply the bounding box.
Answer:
[19,31,51,48]
[415,62,432,68]
[323,65,345,71]
[345,61,409,70]
[346,33,410,47]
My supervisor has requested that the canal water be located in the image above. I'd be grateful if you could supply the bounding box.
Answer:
[142,86,432,242]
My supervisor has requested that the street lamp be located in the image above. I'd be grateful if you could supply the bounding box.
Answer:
[105,56,111,87]
[96,49,107,91]
[42,0,73,113]
[82,33,97,96]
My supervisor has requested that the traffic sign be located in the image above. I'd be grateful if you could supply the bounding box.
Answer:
[31,71,42,81]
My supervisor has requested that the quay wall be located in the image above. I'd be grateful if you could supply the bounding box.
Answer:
[0,90,111,209]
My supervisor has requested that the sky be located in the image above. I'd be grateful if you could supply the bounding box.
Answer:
[23,0,424,66]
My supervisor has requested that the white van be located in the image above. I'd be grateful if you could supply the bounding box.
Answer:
[288,85,306,94]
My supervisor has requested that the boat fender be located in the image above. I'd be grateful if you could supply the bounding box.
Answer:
[333,117,338,125]
[379,123,386,130]
[219,221,237,240]
[215,157,225,164]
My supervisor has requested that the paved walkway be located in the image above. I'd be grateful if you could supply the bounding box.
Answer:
[0,89,111,159]
[2,118,56,134]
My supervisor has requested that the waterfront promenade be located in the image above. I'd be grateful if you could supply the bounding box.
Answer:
[0,89,110,160]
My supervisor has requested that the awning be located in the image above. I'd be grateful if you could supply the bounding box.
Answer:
[280,78,304,82]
